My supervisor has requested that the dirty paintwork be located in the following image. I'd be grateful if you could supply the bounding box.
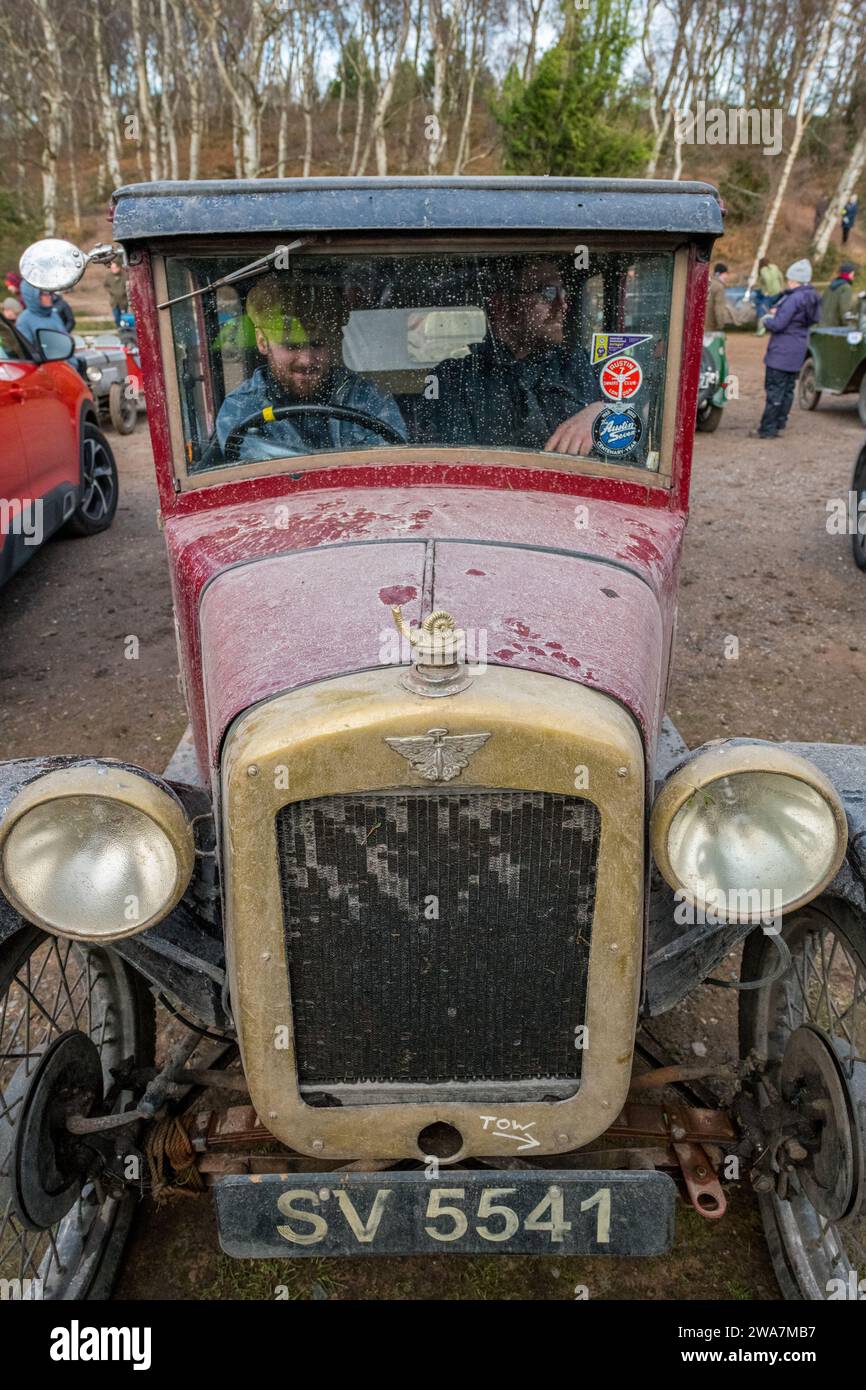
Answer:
[176,488,683,770]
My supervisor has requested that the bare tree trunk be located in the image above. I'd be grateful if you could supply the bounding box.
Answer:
[519,0,546,82]
[130,0,161,180]
[298,2,315,179]
[66,107,81,232]
[32,0,64,235]
[814,124,866,260]
[368,0,411,176]
[427,0,465,173]
[747,0,841,291]
[94,2,124,189]
[277,107,288,178]
[453,1,487,174]
[158,0,180,180]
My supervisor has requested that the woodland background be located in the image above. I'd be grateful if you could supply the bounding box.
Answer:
[0,0,864,277]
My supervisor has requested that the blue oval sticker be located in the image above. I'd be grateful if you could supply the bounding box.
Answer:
[592,406,642,457]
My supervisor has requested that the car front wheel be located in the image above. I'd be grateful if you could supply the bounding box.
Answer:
[739,898,866,1300]
[852,447,866,571]
[63,422,119,538]
[696,402,723,432]
[0,926,154,1299]
[858,376,866,430]
[798,359,822,411]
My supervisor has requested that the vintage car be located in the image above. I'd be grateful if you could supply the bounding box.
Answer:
[799,291,866,426]
[2,178,865,1303]
[75,322,144,435]
[696,329,728,431]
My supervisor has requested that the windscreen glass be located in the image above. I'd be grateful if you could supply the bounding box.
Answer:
[164,248,675,474]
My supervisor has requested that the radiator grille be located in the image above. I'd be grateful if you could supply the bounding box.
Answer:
[275,790,601,1088]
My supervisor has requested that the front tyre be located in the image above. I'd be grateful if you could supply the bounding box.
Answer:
[739,898,866,1300]
[108,381,137,435]
[858,376,866,430]
[0,926,154,1299]
[63,422,119,538]
[798,358,822,411]
[696,402,723,433]
[852,447,866,571]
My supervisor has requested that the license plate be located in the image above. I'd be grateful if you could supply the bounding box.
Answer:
[215,1170,677,1258]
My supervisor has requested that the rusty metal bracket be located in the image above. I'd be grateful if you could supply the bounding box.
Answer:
[671,1142,727,1220]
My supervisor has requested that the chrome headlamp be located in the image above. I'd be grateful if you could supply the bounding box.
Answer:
[85,366,103,384]
[0,765,194,941]
[650,745,847,922]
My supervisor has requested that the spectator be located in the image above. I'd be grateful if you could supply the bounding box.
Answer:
[753,257,784,336]
[704,263,752,332]
[16,280,73,346]
[1,297,21,324]
[53,292,75,334]
[3,271,23,306]
[750,259,820,440]
[821,262,857,326]
[104,258,129,327]
[842,195,859,246]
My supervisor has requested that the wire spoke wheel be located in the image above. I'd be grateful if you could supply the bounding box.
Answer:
[0,926,152,1299]
[740,899,866,1300]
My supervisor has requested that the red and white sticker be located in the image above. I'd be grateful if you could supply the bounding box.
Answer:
[599,355,643,401]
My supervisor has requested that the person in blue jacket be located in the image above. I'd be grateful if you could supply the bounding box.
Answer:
[15,279,71,345]
[216,275,406,462]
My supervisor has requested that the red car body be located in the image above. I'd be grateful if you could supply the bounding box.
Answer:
[0,315,99,584]
[124,204,709,782]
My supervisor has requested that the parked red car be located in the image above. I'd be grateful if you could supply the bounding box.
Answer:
[0,314,118,585]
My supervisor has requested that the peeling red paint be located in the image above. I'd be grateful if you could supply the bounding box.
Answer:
[378,584,417,606]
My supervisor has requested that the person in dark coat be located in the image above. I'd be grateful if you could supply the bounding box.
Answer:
[821,262,857,326]
[842,196,858,246]
[750,259,821,440]
[425,257,603,455]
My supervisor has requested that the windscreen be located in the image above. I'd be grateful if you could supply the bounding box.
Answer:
[164,247,675,474]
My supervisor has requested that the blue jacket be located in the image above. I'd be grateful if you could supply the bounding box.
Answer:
[763,284,821,372]
[16,280,71,347]
[216,364,406,461]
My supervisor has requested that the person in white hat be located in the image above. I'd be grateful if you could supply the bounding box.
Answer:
[750,259,821,439]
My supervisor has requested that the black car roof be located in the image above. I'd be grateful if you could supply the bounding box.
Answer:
[112,176,723,241]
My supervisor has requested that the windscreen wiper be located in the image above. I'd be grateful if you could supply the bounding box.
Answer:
[157,239,310,310]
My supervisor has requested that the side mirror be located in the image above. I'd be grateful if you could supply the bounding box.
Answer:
[36,327,75,361]
[19,239,115,293]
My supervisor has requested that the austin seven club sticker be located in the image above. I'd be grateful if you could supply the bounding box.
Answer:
[599,355,643,401]
[592,405,643,457]
[591,331,652,365]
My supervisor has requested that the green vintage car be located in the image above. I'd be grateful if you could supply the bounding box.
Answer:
[799,291,866,426]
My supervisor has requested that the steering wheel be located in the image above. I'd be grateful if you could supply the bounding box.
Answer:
[223,402,406,462]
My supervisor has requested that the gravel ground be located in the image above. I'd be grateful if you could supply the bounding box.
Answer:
[1,332,864,1300]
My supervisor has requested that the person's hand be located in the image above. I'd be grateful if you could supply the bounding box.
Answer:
[544,401,606,455]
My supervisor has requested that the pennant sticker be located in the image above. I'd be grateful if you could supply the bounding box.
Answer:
[591,332,652,366]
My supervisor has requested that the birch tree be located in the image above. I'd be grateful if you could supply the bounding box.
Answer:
[747,0,842,290]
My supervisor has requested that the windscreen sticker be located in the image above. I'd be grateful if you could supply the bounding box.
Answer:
[592,406,643,457]
[599,355,643,401]
[591,332,652,365]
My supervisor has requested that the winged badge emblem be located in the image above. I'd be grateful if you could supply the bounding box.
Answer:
[384,727,491,782]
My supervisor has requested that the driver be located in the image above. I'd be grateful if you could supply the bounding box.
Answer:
[424,258,603,455]
[216,275,406,461]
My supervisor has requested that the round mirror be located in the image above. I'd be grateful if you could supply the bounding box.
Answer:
[19,238,87,293]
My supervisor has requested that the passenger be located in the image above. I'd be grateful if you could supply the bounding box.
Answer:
[216,275,406,462]
[425,258,603,455]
